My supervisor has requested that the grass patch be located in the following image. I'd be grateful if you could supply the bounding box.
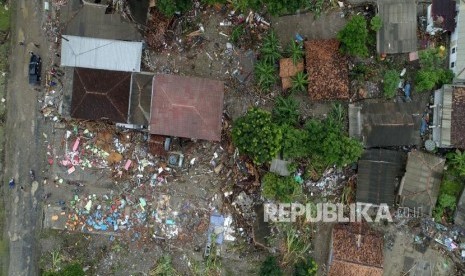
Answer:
[0,4,10,32]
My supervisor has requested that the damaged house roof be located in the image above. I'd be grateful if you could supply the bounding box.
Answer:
[304,39,349,100]
[71,68,131,123]
[128,72,154,126]
[377,0,417,54]
[150,74,224,141]
[329,223,384,276]
[349,102,422,147]
[61,35,143,72]
[399,151,445,216]
[432,85,465,149]
[432,0,458,32]
[61,3,142,41]
[356,149,406,206]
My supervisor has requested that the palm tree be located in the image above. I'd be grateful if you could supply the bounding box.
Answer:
[261,31,282,64]
[287,40,304,65]
[291,72,308,93]
[255,60,277,90]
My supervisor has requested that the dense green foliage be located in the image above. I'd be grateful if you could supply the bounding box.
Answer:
[294,259,318,276]
[281,125,308,159]
[272,96,300,126]
[157,0,192,17]
[261,31,282,65]
[337,15,369,57]
[447,150,465,176]
[415,48,455,92]
[287,40,305,65]
[291,72,309,93]
[370,15,382,32]
[43,263,85,276]
[232,108,282,164]
[383,70,400,99]
[260,256,283,276]
[262,173,301,202]
[255,60,278,90]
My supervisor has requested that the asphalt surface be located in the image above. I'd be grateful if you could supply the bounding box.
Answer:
[4,0,48,275]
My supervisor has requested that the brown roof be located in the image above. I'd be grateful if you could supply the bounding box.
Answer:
[305,39,349,100]
[71,68,131,123]
[452,87,465,148]
[150,74,224,141]
[329,261,383,276]
[329,223,384,275]
[432,0,457,32]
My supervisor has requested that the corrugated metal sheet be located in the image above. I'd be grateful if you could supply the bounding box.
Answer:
[455,1,465,80]
[377,0,417,54]
[356,149,406,206]
[399,151,445,216]
[348,104,362,139]
[61,35,142,72]
[128,72,154,125]
[451,87,465,148]
[442,86,453,146]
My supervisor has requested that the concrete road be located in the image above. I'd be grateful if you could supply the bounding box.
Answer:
[3,0,48,275]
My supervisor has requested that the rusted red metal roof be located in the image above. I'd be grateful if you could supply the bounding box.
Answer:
[150,74,224,141]
[71,68,131,123]
[432,0,457,32]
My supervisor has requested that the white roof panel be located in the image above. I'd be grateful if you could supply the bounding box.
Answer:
[61,35,142,72]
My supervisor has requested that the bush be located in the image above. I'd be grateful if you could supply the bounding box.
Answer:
[262,173,301,202]
[261,31,282,65]
[287,40,304,65]
[294,258,318,276]
[383,70,400,98]
[291,72,309,93]
[337,15,369,57]
[232,108,282,164]
[157,0,192,17]
[260,256,283,276]
[415,48,454,92]
[370,15,382,32]
[43,263,85,276]
[272,96,300,126]
[281,125,308,159]
[255,60,278,90]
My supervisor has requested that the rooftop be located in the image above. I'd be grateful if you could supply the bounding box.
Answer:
[61,2,142,41]
[349,102,422,147]
[329,223,384,276]
[357,149,406,206]
[453,0,465,80]
[399,150,445,216]
[432,0,457,32]
[128,72,154,126]
[150,75,224,141]
[451,87,465,148]
[71,68,131,123]
[304,39,349,100]
[377,0,418,54]
[61,35,143,72]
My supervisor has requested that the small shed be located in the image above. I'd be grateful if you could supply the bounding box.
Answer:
[328,223,384,276]
[399,150,445,216]
[377,0,417,54]
[61,35,143,72]
[150,75,224,141]
[71,68,131,123]
[356,149,406,206]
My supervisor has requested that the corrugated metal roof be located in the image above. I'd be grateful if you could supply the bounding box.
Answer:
[399,151,445,216]
[128,72,154,125]
[349,104,362,139]
[150,74,224,141]
[354,102,422,147]
[455,1,465,80]
[451,87,465,148]
[377,0,418,54]
[61,35,142,72]
[356,149,406,206]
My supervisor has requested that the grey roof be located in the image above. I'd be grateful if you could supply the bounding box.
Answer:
[61,35,143,72]
[398,151,445,216]
[349,102,422,148]
[453,0,465,81]
[128,72,154,125]
[356,149,406,206]
[377,0,418,54]
[61,3,142,41]
[432,85,453,147]
[455,188,465,229]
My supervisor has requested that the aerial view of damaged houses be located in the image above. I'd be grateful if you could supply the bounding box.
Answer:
[3,0,465,275]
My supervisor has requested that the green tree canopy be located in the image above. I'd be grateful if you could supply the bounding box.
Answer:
[272,96,300,126]
[232,108,282,164]
[337,15,369,57]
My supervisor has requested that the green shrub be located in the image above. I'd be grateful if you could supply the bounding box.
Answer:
[231,24,245,44]
[261,31,282,65]
[287,40,305,65]
[232,108,282,164]
[43,263,85,276]
[383,70,400,99]
[262,173,301,202]
[337,15,369,57]
[157,0,192,17]
[260,256,283,276]
[281,125,308,159]
[255,60,278,90]
[294,258,318,276]
[272,96,300,126]
[291,72,309,93]
[370,15,382,32]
